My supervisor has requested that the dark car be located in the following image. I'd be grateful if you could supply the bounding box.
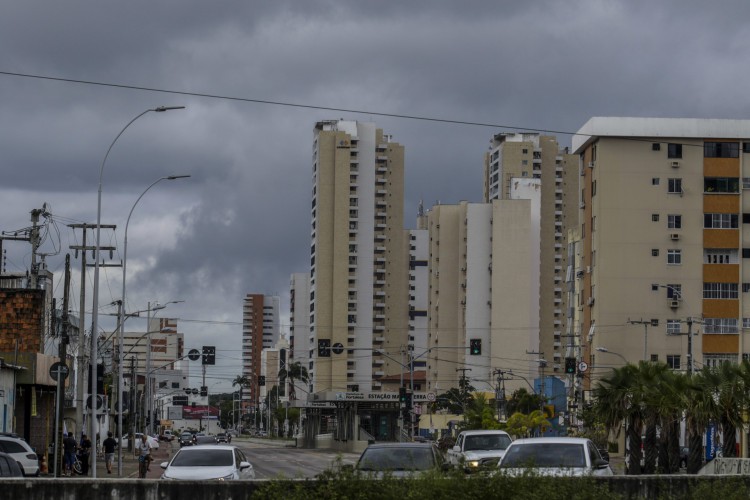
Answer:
[216,432,232,444]
[179,432,194,447]
[0,451,24,478]
[194,435,218,445]
[355,443,448,477]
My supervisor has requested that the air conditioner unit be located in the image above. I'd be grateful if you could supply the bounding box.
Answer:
[587,297,595,306]
[579,202,586,209]
[575,270,585,278]
[669,300,680,308]
[586,266,592,274]
[670,233,680,240]
[588,162,595,168]
[671,161,680,168]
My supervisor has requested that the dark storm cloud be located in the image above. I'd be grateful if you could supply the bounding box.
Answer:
[4,0,750,389]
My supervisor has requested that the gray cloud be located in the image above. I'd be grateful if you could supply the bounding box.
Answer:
[3,0,750,390]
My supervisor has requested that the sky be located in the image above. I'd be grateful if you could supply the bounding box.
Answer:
[3,1,750,393]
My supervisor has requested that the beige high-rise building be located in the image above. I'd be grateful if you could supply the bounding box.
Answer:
[484,133,578,372]
[572,117,750,386]
[309,120,407,394]
[425,198,540,396]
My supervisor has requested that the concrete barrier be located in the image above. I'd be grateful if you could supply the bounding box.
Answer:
[5,475,750,499]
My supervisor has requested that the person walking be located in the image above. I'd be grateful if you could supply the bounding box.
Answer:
[102,432,117,474]
[135,434,153,478]
[62,432,78,476]
[79,433,92,475]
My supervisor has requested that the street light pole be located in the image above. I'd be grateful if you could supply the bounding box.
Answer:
[117,175,188,476]
[595,347,628,365]
[90,105,184,478]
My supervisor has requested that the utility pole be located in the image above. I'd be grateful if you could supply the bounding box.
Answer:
[54,255,71,477]
[68,223,116,437]
[687,317,693,376]
[456,368,471,421]
[628,318,651,361]
[493,369,508,422]
[129,356,136,453]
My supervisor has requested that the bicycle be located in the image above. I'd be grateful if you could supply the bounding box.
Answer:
[138,454,152,478]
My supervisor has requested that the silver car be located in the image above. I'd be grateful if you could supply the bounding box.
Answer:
[498,437,613,477]
[160,445,254,480]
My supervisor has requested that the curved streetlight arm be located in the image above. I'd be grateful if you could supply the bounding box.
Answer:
[93,105,185,477]
[595,347,628,364]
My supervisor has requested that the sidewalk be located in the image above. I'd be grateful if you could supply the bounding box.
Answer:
[94,439,176,478]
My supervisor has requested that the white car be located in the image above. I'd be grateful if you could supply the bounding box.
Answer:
[498,437,613,477]
[160,445,254,480]
[0,434,40,476]
[121,433,160,450]
[447,430,513,470]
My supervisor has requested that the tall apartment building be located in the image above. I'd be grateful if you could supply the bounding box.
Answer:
[484,133,578,372]
[242,294,281,405]
[425,196,540,396]
[572,117,750,383]
[289,273,311,360]
[309,120,407,394]
[404,203,429,371]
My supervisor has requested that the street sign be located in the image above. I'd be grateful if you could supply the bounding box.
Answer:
[578,361,589,373]
[187,349,201,361]
[49,362,69,381]
[331,342,344,355]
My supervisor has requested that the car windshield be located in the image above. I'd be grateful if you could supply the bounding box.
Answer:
[171,449,234,467]
[501,443,586,468]
[464,434,512,451]
[357,447,435,471]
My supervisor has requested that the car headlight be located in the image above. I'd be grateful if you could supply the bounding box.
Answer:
[218,473,235,481]
[467,460,480,468]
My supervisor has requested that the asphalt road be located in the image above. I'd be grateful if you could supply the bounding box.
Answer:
[235,441,360,479]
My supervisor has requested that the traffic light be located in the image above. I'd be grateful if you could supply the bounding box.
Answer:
[405,391,413,411]
[202,346,216,365]
[469,339,482,355]
[565,357,577,374]
[399,387,407,405]
[317,339,331,357]
[258,375,266,386]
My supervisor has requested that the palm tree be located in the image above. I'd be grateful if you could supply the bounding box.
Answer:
[594,363,644,475]
[278,361,309,401]
[715,361,745,458]
[462,393,501,430]
[682,369,719,474]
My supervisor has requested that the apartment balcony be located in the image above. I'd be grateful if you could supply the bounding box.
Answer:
[377,155,388,162]
[372,381,382,389]
[554,320,562,327]
[554,308,562,315]
[554,243,563,250]
[374,336,385,343]
[374,313,385,320]
[376,177,387,185]
[376,189,388,196]
[554,265,562,272]
[373,359,385,366]
[374,370,385,377]
[347,368,356,374]
[377,165,387,173]
[555,188,563,194]
[375,256,386,263]
[374,325,385,331]
[553,341,562,348]
[374,290,385,297]
[555,165,563,173]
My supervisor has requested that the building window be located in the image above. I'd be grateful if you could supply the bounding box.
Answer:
[705,142,739,158]
[704,213,739,229]
[666,355,681,370]
[650,354,659,362]
[704,353,738,368]
[705,249,736,264]
[652,143,661,151]
[652,214,660,222]
[667,249,681,265]
[665,284,681,299]
[703,282,739,299]
[704,318,739,334]
[667,143,682,158]
[744,143,750,153]
[668,178,682,194]
[652,249,660,257]
[744,318,750,329]
[667,214,682,229]
[666,320,681,335]
[704,177,740,193]
[522,148,528,154]
[652,178,660,186]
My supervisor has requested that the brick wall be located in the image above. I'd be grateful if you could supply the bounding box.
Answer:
[0,289,45,352]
